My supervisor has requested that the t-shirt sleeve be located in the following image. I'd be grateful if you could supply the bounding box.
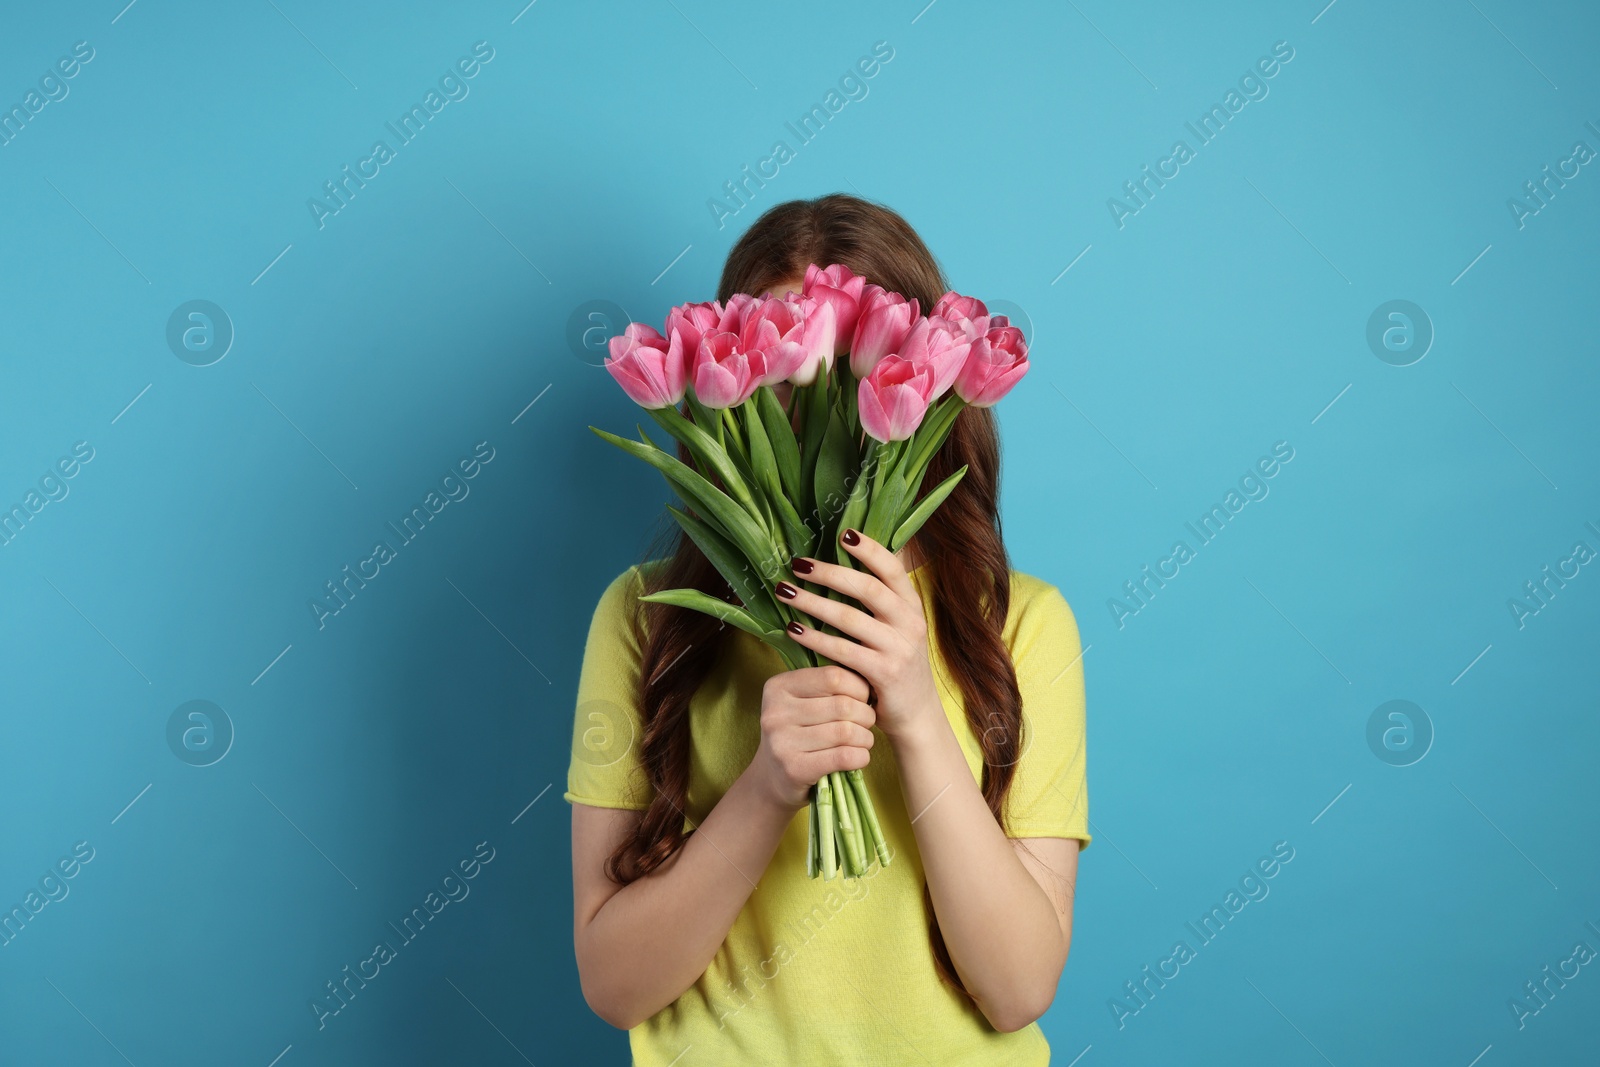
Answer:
[1002,580,1091,846]
[563,565,654,811]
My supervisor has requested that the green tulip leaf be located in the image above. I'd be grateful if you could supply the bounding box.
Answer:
[637,588,783,643]
[646,405,756,515]
[889,465,968,552]
[742,397,785,505]
[684,386,721,443]
[756,385,802,503]
[896,394,966,490]
[813,413,858,545]
[771,486,815,561]
[590,426,775,566]
[664,504,783,629]
[833,464,872,568]
[797,374,832,523]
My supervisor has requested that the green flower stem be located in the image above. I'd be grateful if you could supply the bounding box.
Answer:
[837,771,867,875]
[806,785,819,878]
[840,362,859,439]
[833,771,864,875]
[897,394,967,491]
[839,780,858,874]
[831,808,843,877]
[869,439,895,502]
[830,770,854,833]
[848,769,891,868]
[817,773,838,880]
[861,439,907,545]
[683,388,723,451]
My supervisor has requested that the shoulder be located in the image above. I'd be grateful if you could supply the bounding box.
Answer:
[1005,569,1075,619]
[589,559,673,635]
[590,565,638,619]
[597,562,644,601]
[1003,570,1081,657]
[594,558,669,606]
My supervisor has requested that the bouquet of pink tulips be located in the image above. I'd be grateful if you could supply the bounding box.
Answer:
[590,263,1029,879]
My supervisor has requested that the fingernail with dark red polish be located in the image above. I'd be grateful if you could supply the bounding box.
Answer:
[786,621,806,636]
[775,581,798,600]
[841,528,860,546]
[791,557,814,574]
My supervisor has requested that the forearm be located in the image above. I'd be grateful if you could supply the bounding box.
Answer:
[577,768,796,1028]
[889,712,1068,1030]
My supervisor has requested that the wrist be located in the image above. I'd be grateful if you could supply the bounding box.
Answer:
[882,704,955,758]
[734,758,808,821]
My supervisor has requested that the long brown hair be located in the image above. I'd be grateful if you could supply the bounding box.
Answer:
[605,193,1024,995]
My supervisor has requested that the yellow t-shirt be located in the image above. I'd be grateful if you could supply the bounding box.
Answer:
[565,557,1091,1066]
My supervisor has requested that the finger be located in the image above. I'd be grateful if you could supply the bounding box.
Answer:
[795,719,875,752]
[785,620,877,676]
[796,746,871,783]
[776,579,898,650]
[790,553,910,627]
[792,694,876,729]
[781,664,872,702]
[836,527,919,604]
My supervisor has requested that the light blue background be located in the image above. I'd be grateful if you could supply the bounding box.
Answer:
[2,0,1597,1064]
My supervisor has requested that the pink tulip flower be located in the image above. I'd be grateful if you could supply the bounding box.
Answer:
[858,354,936,442]
[692,331,765,409]
[954,324,1030,407]
[716,292,758,335]
[665,300,724,359]
[897,315,973,400]
[736,297,810,386]
[605,323,687,409]
[790,296,838,386]
[850,285,920,377]
[803,263,868,355]
[931,291,992,345]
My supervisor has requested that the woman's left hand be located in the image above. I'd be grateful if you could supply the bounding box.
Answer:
[777,528,945,743]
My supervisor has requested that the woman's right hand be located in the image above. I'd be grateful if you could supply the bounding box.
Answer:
[747,664,877,811]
